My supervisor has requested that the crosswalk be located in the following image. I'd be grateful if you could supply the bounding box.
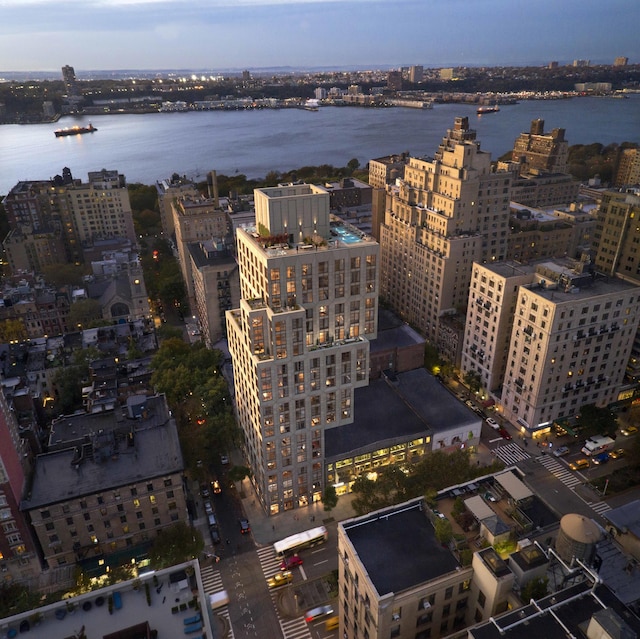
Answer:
[536,454,582,488]
[257,546,311,639]
[200,565,234,639]
[534,454,611,516]
[492,442,532,466]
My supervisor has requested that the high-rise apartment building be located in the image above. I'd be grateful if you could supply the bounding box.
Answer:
[3,169,137,271]
[379,117,511,344]
[498,259,640,432]
[511,119,569,175]
[409,65,423,83]
[387,70,403,92]
[593,189,640,280]
[170,191,231,312]
[613,148,640,187]
[592,187,640,381]
[462,261,536,394]
[61,65,78,96]
[226,184,378,514]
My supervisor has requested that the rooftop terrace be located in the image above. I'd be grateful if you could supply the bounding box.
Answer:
[0,561,216,639]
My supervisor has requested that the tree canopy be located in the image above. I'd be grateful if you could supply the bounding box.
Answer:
[150,339,240,470]
[148,522,203,569]
[351,451,503,516]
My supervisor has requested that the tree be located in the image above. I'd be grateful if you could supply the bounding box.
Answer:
[42,263,87,288]
[520,576,548,603]
[463,370,482,395]
[322,485,338,512]
[346,158,360,173]
[579,404,618,437]
[434,517,453,544]
[227,465,252,484]
[67,298,103,329]
[148,522,203,569]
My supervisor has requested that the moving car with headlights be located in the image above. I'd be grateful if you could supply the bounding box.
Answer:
[569,458,589,471]
[609,448,625,459]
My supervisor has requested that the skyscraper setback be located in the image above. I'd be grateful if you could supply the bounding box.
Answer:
[379,117,511,345]
[226,184,378,514]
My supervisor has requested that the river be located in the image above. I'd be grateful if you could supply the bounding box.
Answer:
[1,95,639,195]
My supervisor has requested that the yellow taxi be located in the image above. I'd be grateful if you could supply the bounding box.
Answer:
[569,458,589,471]
[267,571,293,589]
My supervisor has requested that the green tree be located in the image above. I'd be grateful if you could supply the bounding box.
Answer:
[42,262,87,288]
[322,485,338,512]
[0,318,28,343]
[67,298,103,329]
[51,346,102,415]
[227,465,252,484]
[148,522,203,569]
[434,517,453,544]
[346,158,360,173]
[579,404,618,437]
[520,576,548,603]
[463,370,482,395]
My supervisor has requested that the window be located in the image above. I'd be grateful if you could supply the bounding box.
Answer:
[477,590,486,608]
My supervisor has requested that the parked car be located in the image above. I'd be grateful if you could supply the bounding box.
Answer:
[553,445,570,457]
[200,483,210,499]
[280,554,303,570]
[209,527,221,544]
[305,604,334,623]
[204,500,213,515]
[486,417,499,430]
[592,451,610,465]
[569,458,589,471]
[239,518,251,534]
[267,571,293,588]
[220,454,230,465]
[498,428,512,440]
[609,448,625,459]
[621,425,638,436]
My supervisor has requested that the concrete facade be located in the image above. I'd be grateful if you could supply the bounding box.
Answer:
[227,184,379,515]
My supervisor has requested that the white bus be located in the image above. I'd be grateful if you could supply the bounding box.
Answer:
[581,435,615,456]
[273,526,328,557]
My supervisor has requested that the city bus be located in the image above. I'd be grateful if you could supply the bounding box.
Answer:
[581,435,615,456]
[273,525,328,557]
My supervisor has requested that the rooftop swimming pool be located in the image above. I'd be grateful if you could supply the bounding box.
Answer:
[331,223,363,244]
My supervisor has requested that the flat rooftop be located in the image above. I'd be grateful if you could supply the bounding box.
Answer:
[341,499,460,596]
[325,368,477,460]
[0,561,216,639]
[25,398,183,509]
[470,581,640,639]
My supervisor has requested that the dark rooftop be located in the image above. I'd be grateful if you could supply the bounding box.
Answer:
[325,368,478,460]
[24,395,183,509]
[470,581,640,639]
[341,499,460,596]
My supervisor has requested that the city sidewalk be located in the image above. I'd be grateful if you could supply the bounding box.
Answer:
[237,477,358,547]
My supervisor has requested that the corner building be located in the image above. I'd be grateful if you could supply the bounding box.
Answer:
[227,184,378,515]
[380,117,511,344]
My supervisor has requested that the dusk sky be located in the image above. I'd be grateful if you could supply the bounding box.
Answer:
[2,0,639,73]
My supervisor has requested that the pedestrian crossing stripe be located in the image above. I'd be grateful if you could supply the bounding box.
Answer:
[492,442,531,465]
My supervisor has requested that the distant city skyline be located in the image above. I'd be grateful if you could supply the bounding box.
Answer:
[2,0,638,74]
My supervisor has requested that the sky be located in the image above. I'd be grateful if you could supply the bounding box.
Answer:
[1,0,639,73]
